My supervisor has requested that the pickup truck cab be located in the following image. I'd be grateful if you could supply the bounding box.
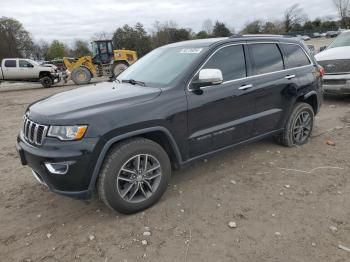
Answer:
[16,36,323,214]
[0,58,61,88]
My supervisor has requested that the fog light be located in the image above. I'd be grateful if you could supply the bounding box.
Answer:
[45,162,70,175]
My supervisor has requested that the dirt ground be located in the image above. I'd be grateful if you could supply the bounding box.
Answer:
[0,80,350,262]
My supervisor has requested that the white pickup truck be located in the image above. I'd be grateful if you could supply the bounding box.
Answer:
[0,58,61,88]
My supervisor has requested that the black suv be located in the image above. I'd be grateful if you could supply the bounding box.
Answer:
[16,36,323,214]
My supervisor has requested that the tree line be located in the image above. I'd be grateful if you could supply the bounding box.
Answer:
[1,1,349,62]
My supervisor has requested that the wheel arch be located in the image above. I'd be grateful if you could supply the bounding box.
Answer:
[297,91,319,115]
[39,71,52,78]
[88,127,182,191]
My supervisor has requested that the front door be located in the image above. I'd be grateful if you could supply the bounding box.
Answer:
[18,60,35,79]
[186,44,257,158]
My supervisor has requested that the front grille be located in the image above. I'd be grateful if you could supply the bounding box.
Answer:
[318,59,350,74]
[23,117,48,145]
[323,79,347,85]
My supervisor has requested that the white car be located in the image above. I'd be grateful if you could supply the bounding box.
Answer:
[0,58,61,88]
[315,30,350,94]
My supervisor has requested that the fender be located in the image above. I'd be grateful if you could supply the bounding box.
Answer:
[304,90,317,100]
[87,126,182,191]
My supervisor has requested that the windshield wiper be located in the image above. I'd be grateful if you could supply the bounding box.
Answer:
[122,79,146,86]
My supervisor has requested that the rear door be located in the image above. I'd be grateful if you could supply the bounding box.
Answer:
[246,43,299,136]
[186,43,257,158]
[2,59,18,79]
[279,43,316,104]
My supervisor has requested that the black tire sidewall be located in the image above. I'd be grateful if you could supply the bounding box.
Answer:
[40,76,53,88]
[100,140,171,214]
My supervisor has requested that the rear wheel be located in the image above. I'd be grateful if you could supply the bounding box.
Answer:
[112,62,128,77]
[71,67,91,85]
[40,76,53,88]
[275,102,314,147]
[98,138,171,214]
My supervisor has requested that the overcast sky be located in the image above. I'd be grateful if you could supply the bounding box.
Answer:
[1,0,338,45]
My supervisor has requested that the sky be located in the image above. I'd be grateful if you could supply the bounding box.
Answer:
[0,0,338,45]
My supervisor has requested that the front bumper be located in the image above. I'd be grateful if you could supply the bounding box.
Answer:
[16,133,100,199]
[323,74,350,94]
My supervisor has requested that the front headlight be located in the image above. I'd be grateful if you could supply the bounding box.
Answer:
[48,125,88,141]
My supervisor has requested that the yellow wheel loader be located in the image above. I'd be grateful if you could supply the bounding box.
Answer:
[63,40,137,85]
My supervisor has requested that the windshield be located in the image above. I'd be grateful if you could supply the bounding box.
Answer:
[27,59,40,65]
[117,46,207,87]
[328,31,350,49]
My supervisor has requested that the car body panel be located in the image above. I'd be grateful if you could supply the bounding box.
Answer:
[17,36,323,199]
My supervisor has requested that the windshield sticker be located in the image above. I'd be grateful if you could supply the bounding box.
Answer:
[180,48,203,54]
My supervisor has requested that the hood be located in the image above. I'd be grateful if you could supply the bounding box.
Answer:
[315,46,350,61]
[28,81,161,123]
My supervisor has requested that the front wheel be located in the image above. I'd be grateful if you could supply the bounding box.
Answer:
[71,67,91,85]
[98,138,171,214]
[40,76,53,88]
[275,102,314,147]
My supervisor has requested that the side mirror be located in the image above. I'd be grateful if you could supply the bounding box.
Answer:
[320,46,327,52]
[191,69,223,89]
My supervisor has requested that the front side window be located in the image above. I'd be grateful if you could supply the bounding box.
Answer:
[4,60,16,67]
[250,44,284,75]
[202,45,246,82]
[19,60,33,68]
[280,44,310,68]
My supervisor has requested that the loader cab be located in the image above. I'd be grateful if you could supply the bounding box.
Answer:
[92,40,114,64]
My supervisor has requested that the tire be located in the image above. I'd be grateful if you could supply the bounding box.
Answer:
[112,62,128,77]
[71,67,91,85]
[98,138,171,214]
[40,76,53,88]
[275,102,314,147]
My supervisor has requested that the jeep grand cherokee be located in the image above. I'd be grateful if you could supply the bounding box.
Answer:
[16,35,323,214]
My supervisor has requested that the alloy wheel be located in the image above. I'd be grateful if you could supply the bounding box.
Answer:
[293,110,312,144]
[116,154,162,203]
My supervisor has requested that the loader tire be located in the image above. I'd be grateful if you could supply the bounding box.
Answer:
[71,67,91,85]
[112,62,128,77]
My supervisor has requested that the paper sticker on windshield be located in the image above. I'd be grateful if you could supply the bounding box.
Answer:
[180,48,203,54]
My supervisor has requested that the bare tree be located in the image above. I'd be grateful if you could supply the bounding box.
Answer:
[91,31,112,40]
[333,0,350,27]
[202,19,213,35]
[283,4,308,32]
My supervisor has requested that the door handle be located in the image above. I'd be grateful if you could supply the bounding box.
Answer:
[285,74,296,80]
[239,84,253,90]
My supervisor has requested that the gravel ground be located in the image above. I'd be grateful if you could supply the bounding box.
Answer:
[0,81,350,262]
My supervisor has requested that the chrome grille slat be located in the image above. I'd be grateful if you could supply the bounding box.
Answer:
[22,116,48,146]
[28,122,34,142]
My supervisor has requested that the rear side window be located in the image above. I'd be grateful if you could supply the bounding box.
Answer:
[4,60,16,67]
[203,45,246,81]
[280,44,311,68]
[249,44,284,75]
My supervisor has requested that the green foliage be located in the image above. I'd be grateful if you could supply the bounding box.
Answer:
[113,23,152,57]
[72,39,91,58]
[196,30,209,39]
[212,21,231,37]
[151,21,191,48]
[0,17,33,61]
[46,40,67,60]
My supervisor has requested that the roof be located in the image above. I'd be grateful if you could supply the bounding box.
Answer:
[164,34,301,48]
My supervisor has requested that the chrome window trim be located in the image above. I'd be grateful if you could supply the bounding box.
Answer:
[187,41,314,91]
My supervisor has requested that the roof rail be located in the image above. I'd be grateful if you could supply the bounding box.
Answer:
[229,34,288,38]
